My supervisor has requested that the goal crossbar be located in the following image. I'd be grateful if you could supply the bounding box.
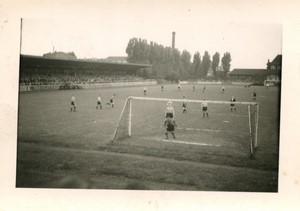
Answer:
[129,96,258,106]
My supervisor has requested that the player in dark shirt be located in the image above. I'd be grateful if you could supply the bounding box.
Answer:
[202,99,209,118]
[230,96,236,112]
[253,90,257,101]
[182,96,187,114]
[164,116,176,139]
[110,96,114,108]
[106,94,114,108]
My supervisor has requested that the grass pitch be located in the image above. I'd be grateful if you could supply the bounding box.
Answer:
[16,84,280,191]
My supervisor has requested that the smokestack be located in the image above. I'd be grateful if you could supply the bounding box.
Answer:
[172,32,175,49]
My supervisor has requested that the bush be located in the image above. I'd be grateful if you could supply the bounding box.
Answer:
[165,71,180,82]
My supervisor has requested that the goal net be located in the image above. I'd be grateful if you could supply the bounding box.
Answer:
[112,96,259,157]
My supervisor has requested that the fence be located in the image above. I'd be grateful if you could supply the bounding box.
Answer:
[19,81,157,92]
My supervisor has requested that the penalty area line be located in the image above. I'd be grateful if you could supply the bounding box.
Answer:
[159,126,249,135]
[153,137,221,147]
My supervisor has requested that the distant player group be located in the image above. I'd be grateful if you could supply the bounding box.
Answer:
[70,94,115,112]
[162,83,258,140]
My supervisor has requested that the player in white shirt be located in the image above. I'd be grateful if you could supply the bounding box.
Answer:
[96,95,102,109]
[70,94,76,112]
[201,99,208,118]
[165,100,175,119]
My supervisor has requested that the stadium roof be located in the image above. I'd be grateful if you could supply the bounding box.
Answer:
[20,55,152,72]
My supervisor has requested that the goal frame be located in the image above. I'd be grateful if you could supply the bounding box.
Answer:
[112,96,259,157]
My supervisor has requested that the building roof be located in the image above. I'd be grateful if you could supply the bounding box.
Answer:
[270,55,282,65]
[228,69,267,76]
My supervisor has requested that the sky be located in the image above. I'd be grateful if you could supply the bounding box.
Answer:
[20,18,281,70]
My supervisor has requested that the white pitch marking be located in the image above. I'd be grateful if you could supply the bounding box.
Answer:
[213,113,248,118]
[223,120,229,123]
[159,126,248,135]
[157,138,221,147]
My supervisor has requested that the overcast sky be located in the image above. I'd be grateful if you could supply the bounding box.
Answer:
[21,17,281,70]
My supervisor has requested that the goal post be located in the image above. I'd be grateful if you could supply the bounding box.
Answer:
[111,97,132,142]
[248,103,260,156]
[112,96,259,157]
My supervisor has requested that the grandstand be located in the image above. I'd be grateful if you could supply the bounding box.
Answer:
[19,54,154,91]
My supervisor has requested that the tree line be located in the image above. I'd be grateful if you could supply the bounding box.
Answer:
[43,51,77,60]
[126,38,231,81]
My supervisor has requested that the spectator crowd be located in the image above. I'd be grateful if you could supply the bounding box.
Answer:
[19,72,151,86]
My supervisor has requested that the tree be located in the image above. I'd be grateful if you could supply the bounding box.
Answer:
[172,49,181,74]
[212,52,220,78]
[126,38,150,64]
[192,52,201,78]
[221,52,231,75]
[180,50,191,79]
[126,38,138,63]
[140,39,150,63]
[201,51,211,78]
[43,51,77,60]
[125,37,195,80]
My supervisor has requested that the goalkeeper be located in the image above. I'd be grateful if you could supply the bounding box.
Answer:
[164,116,176,139]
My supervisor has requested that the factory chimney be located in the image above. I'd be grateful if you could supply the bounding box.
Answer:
[172,32,175,49]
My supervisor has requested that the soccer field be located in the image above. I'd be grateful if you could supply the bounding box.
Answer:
[16,84,280,191]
